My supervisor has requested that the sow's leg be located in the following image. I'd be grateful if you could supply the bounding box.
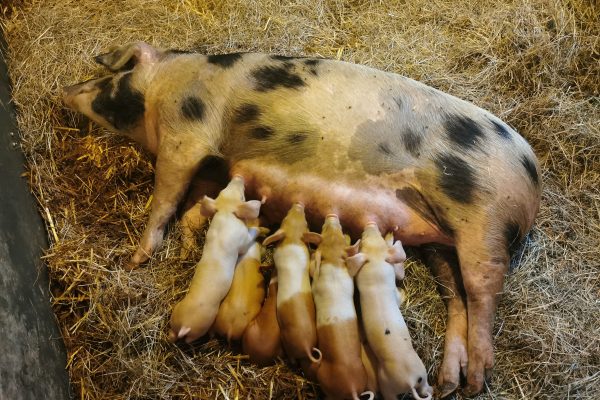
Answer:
[422,245,468,398]
[179,157,229,260]
[455,233,509,396]
[128,140,211,269]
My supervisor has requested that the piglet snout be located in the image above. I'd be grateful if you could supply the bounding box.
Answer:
[411,378,433,400]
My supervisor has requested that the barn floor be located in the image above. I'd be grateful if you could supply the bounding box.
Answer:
[1,0,598,399]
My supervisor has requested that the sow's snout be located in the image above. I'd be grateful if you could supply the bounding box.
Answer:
[63,80,89,108]
[62,76,109,111]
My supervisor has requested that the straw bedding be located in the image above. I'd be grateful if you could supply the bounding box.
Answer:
[1,0,598,398]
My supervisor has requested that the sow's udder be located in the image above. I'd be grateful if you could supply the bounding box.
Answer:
[231,161,450,246]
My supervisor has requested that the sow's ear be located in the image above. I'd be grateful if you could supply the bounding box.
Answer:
[95,41,159,72]
[345,253,367,277]
[385,241,406,264]
[200,196,217,217]
[234,200,262,221]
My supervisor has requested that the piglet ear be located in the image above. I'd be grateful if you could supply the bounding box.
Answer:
[200,196,217,217]
[263,229,285,246]
[343,234,352,245]
[393,263,405,281]
[385,241,406,264]
[345,253,367,277]
[94,41,159,72]
[344,239,361,258]
[234,199,262,221]
[302,232,322,245]
[384,231,394,246]
[257,226,271,237]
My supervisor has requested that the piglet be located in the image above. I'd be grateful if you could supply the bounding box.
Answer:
[262,203,318,361]
[212,233,266,342]
[346,222,433,400]
[168,175,261,343]
[307,214,373,400]
[241,270,285,366]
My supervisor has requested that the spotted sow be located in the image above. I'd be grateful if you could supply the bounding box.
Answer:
[63,41,541,396]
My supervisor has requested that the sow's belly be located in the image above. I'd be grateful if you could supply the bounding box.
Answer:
[231,159,453,246]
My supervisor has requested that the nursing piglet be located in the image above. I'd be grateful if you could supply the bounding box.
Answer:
[346,222,432,400]
[168,175,261,343]
[308,214,373,400]
[212,234,266,342]
[262,203,317,361]
[241,271,285,366]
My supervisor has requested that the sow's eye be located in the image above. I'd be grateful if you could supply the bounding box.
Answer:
[91,73,145,130]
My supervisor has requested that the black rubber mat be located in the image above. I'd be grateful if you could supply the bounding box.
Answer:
[0,32,72,400]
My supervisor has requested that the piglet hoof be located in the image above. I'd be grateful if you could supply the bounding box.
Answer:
[167,329,178,343]
[167,326,191,343]
[124,257,141,271]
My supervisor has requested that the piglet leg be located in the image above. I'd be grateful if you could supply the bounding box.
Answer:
[422,245,467,398]
[128,149,206,269]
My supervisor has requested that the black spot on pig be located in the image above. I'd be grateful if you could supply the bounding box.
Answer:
[490,119,512,140]
[445,115,484,150]
[378,142,393,156]
[304,59,320,66]
[181,96,205,120]
[385,329,390,335]
[504,221,522,255]
[166,49,195,55]
[250,126,275,140]
[92,73,145,130]
[435,153,477,204]
[435,212,455,236]
[90,76,112,89]
[207,53,243,68]
[393,97,402,109]
[271,54,297,61]
[234,104,261,124]
[403,129,422,157]
[395,187,454,236]
[520,154,539,186]
[304,59,321,75]
[288,132,308,144]
[252,65,306,92]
